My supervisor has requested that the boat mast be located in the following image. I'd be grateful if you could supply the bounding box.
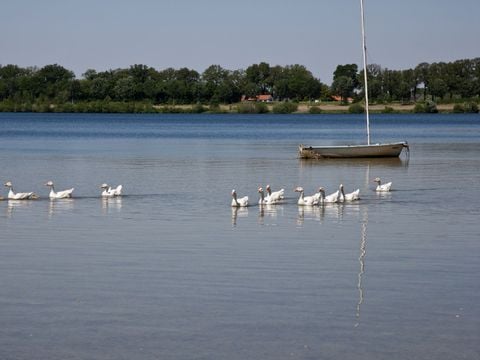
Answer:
[360,0,371,145]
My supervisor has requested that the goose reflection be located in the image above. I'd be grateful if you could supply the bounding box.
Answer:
[101,197,123,214]
[296,205,325,226]
[258,204,284,225]
[48,198,75,217]
[231,206,248,226]
[6,199,33,218]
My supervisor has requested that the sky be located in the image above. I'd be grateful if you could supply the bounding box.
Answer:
[1,0,479,84]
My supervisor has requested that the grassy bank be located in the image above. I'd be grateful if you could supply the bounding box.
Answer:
[0,100,478,114]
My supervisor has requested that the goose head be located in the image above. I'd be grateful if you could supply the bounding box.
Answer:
[339,183,345,195]
[100,183,109,189]
[4,181,12,188]
[258,187,264,194]
[44,180,54,187]
[373,177,381,184]
[294,186,304,193]
[231,189,237,198]
[266,184,271,194]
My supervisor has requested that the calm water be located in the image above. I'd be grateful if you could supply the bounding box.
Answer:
[1,113,479,360]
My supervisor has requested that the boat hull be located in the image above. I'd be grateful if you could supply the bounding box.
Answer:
[298,142,408,159]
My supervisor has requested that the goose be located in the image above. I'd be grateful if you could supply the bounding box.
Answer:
[4,181,38,200]
[317,187,340,204]
[374,177,392,192]
[265,184,285,203]
[294,186,318,206]
[258,187,270,205]
[101,183,123,197]
[45,180,74,199]
[231,189,249,207]
[339,184,360,202]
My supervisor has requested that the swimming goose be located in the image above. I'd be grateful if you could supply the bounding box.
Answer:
[317,187,340,204]
[374,177,392,192]
[4,181,38,200]
[101,183,123,197]
[45,180,74,199]
[339,184,360,202]
[265,185,285,203]
[294,187,318,206]
[231,189,249,207]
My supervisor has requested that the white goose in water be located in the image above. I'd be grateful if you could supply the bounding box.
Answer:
[374,177,392,192]
[265,184,285,203]
[316,187,340,204]
[45,181,74,199]
[231,189,249,207]
[339,184,360,202]
[294,187,318,206]
[101,183,123,197]
[4,181,38,200]
[257,187,271,205]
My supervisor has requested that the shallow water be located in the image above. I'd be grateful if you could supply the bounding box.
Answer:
[1,113,479,359]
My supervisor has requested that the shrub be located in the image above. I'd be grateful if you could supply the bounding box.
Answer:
[348,103,365,114]
[425,100,438,113]
[453,104,465,113]
[383,106,394,113]
[272,102,298,114]
[236,102,270,114]
[413,103,425,113]
[308,106,322,114]
[464,102,479,113]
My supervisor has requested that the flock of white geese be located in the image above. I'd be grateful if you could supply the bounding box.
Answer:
[231,178,392,207]
[1,181,122,200]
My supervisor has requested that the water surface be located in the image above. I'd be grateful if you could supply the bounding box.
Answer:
[1,113,479,359]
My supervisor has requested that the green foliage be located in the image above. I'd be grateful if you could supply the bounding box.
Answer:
[272,101,298,114]
[464,102,479,113]
[453,103,465,113]
[383,106,394,113]
[413,101,438,113]
[1,58,480,113]
[236,102,269,114]
[348,103,365,114]
[308,106,322,114]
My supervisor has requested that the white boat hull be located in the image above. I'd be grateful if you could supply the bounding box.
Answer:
[298,142,408,159]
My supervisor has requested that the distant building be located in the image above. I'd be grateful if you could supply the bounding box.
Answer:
[331,95,353,103]
[241,94,274,102]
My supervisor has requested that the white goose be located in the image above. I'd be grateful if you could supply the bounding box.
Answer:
[258,187,270,205]
[265,184,285,203]
[339,184,360,202]
[4,181,38,200]
[101,183,123,197]
[374,177,392,192]
[45,180,74,199]
[317,187,340,204]
[231,189,249,207]
[294,187,318,206]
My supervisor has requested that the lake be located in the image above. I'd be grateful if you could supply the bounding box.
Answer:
[0,113,479,360]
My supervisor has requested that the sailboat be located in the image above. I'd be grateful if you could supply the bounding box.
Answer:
[298,0,409,159]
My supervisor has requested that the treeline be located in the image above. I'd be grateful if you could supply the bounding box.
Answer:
[332,58,480,104]
[0,59,479,113]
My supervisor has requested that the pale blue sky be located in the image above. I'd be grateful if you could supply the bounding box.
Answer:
[1,0,479,84]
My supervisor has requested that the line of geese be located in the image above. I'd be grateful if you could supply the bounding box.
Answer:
[231,178,392,207]
[1,181,122,200]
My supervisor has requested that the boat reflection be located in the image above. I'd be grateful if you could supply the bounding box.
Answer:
[300,156,408,169]
[355,206,368,327]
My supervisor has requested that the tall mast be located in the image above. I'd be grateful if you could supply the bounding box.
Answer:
[360,0,371,145]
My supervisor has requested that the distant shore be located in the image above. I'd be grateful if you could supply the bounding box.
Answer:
[0,101,476,114]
